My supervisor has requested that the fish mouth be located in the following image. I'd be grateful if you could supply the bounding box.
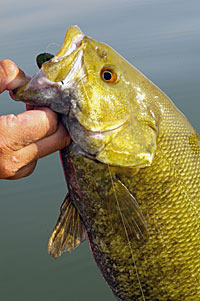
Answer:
[12,26,85,115]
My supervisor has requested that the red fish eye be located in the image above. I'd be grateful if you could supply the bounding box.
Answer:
[100,68,117,83]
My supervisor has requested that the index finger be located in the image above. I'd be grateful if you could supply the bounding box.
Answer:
[0,107,59,151]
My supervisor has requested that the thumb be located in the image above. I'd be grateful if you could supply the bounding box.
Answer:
[0,59,28,93]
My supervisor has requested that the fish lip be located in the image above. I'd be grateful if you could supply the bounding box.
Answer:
[55,33,84,59]
[61,49,84,87]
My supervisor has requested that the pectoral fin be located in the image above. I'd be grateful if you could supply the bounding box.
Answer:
[112,178,149,241]
[48,194,87,258]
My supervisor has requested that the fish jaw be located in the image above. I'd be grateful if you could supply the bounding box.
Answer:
[12,56,85,116]
[12,67,74,116]
[12,69,65,111]
[12,26,85,114]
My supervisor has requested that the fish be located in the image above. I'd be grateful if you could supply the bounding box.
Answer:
[12,26,200,300]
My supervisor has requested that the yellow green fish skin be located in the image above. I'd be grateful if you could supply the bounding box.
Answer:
[61,121,200,300]
[13,26,200,300]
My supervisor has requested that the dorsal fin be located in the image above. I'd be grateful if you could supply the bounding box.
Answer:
[48,194,87,258]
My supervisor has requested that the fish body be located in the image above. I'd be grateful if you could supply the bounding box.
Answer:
[13,26,200,300]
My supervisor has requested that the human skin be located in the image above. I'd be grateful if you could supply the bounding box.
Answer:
[0,59,70,180]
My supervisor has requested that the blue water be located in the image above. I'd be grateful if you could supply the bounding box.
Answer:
[0,0,199,300]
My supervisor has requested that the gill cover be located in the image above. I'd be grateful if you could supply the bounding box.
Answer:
[96,113,158,167]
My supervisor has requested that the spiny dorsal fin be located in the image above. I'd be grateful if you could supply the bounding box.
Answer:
[112,179,149,241]
[48,194,87,258]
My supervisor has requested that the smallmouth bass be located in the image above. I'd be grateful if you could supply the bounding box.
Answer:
[13,26,200,300]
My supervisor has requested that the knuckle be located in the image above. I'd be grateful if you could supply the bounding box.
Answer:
[0,135,16,154]
[0,140,9,155]
[40,110,58,135]
[0,114,17,129]
[0,162,17,178]
[0,143,5,155]
[0,155,23,179]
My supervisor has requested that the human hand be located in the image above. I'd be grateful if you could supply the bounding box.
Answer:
[0,60,70,179]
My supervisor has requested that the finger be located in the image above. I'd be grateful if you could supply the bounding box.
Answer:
[36,124,71,159]
[0,60,28,93]
[7,161,37,180]
[0,107,59,151]
[0,124,69,179]
[11,123,70,170]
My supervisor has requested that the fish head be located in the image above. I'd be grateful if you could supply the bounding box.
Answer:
[13,26,158,167]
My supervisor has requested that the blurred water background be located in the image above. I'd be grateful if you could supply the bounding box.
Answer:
[0,0,199,300]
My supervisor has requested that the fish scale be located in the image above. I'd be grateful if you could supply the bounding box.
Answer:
[62,138,199,300]
[12,26,200,300]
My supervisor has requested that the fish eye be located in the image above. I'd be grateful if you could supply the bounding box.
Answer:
[100,67,117,83]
